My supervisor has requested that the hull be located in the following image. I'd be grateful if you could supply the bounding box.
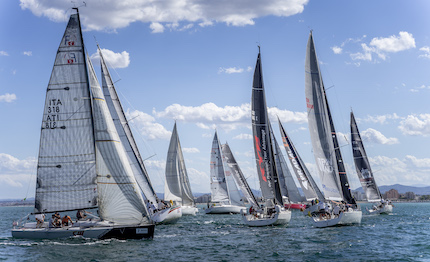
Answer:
[285,203,307,210]
[312,209,362,228]
[159,206,182,224]
[151,208,172,223]
[181,206,198,216]
[368,204,393,215]
[205,205,245,214]
[241,206,291,227]
[12,223,155,240]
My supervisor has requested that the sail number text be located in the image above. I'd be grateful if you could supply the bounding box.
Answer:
[45,99,63,129]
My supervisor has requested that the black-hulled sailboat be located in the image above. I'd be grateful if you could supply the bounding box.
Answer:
[351,111,393,214]
[11,9,154,239]
[305,31,362,227]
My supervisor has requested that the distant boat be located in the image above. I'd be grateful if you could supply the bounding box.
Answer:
[240,47,291,226]
[350,111,393,214]
[205,131,245,214]
[305,31,362,228]
[98,44,173,224]
[164,122,198,217]
[11,9,154,239]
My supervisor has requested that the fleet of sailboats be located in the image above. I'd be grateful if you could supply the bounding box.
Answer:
[11,8,397,240]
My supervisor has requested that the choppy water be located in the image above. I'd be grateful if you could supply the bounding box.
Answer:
[1,203,429,261]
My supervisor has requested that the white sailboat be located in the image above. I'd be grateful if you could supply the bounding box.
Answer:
[98,45,172,224]
[240,47,291,226]
[205,132,246,214]
[11,9,154,239]
[305,31,362,228]
[351,111,393,215]
[164,122,197,217]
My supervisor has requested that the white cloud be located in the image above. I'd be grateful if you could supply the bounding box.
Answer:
[23,51,32,56]
[0,93,17,103]
[182,147,200,153]
[0,154,37,190]
[369,31,415,53]
[20,0,309,32]
[0,51,9,56]
[233,133,252,140]
[150,22,165,33]
[218,67,245,74]
[362,113,401,124]
[126,109,171,140]
[350,43,373,61]
[361,128,399,145]
[405,155,430,168]
[410,84,430,93]
[398,114,430,137]
[419,46,430,59]
[90,48,130,69]
[331,46,342,54]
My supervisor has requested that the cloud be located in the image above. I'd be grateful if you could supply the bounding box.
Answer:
[23,51,32,56]
[419,46,430,59]
[90,48,130,69]
[218,67,245,74]
[0,154,37,190]
[153,103,307,131]
[361,128,399,145]
[362,113,401,124]
[405,155,430,168]
[0,51,9,56]
[126,109,171,140]
[182,147,200,153]
[398,114,430,137]
[0,93,17,103]
[20,0,309,32]
[331,46,342,54]
[233,133,252,140]
[150,22,165,33]
[409,84,430,93]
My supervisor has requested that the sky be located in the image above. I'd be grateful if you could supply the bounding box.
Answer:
[1,0,430,200]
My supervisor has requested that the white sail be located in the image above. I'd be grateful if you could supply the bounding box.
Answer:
[223,161,244,207]
[99,47,158,206]
[210,132,230,203]
[34,13,98,214]
[165,123,195,206]
[87,55,148,225]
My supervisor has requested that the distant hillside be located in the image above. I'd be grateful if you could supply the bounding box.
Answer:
[354,184,430,195]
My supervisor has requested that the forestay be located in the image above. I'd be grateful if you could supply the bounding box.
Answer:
[351,111,382,202]
[35,13,98,214]
[210,132,230,203]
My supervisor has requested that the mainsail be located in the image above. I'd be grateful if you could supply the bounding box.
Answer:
[165,123,195,206]
[305,31,344,201]
[222,143,259,208]
[99,46,158,206]
[251,49,283,206]
[278,119,324,201]
[350,111,382,202]
[35,13,98,214]
[210,132,230,203]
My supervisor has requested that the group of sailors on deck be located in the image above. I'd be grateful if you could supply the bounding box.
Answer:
[146,200,173,214]
[35,210,90,228]
[308,199,354,220]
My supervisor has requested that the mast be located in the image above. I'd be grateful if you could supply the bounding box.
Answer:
[351,111,382,202]
[278,119,324,201]
[251,48,283,206]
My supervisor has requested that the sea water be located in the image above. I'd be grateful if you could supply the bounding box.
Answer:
[1,203,429,261]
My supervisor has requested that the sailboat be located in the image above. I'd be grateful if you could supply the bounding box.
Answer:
[205,131,246,214]
[278,119,325,212]
[11,9,154,239]
[350,111,393,214]
[98,45,173,224]
[241,47,291,226]
[164,122,198,216]
[305,31,362,227]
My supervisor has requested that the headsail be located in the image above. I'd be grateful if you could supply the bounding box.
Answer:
[222,143,259,208]
[210,131,230,204]
[88,54,148,225]
[278,119,324,201]
[35,12,98,214]
[351,111,382,202]
[251,49,283,206]
[99,46,158,206]
[305,31,343,201]
[165,123,195,206]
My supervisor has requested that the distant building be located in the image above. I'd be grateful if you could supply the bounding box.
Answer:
[383,189,400,200]
[352,191,365,201]
[404,191,415,200]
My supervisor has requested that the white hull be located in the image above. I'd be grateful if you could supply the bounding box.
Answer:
[158,206,182,224]
[181,206,198,216]
[368,204,393,215]
[205,205,245,214]
[312,209,362,228]
[12,220,155,239]
[241,206,291,227]
[151,208,172,223]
